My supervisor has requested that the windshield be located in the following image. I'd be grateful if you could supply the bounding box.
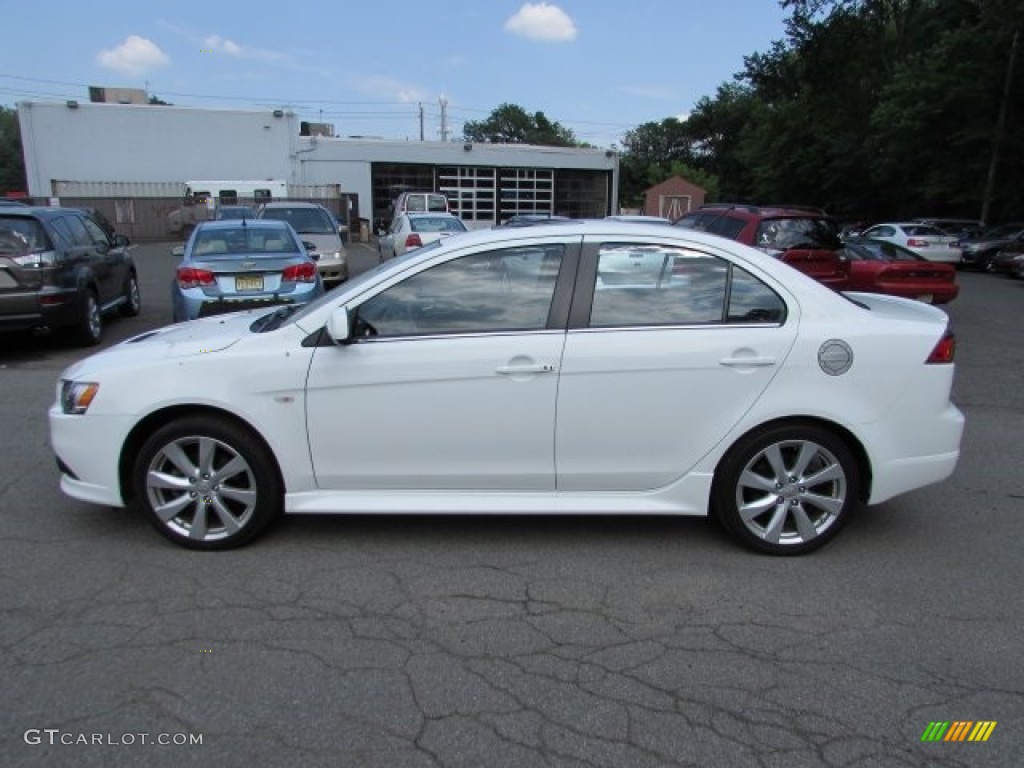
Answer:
[191,226,299,256]
[755,217,841,250]
[260,207,335,234]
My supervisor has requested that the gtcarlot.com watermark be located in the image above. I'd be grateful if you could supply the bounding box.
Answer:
[24,729,202,746]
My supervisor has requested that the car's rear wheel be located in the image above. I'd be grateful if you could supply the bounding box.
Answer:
[713,424,859,555]
[75,290,102,346]
[133,416,282,550]
[120,272,141,317]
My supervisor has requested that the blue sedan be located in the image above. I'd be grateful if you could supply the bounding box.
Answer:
[171,219,324,322]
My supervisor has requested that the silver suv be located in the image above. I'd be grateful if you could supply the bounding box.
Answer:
[256,202,347,285]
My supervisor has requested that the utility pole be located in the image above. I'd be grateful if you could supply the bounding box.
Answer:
[981,28,1018,225]
[419,103,424,141]
[439,95,450,142]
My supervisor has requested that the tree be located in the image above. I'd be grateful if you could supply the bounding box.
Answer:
[0,106,27,196]
[462,103,579,146]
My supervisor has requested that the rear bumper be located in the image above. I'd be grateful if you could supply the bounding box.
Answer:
[0,288,84,331]
[867,403,964,504]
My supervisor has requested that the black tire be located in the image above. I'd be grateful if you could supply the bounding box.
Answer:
[74,290,102,346]
[712,423,860,555]
[132,415,283,550]
[120,271,141,317]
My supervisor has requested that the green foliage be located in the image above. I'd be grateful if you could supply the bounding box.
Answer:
[462,103,580,146]
[619,0,1024,222]
[0,106,27,196]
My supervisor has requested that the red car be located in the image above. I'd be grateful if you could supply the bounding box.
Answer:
[674,205,849,289]
[841,238,959,304]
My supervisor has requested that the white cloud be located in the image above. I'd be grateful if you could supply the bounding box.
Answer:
[505,3,578,42]
[96,36,170,77]
[202,35,286,62]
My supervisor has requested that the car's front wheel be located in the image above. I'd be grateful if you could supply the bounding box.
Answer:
[713,424,860,555]
[133,415,283,550]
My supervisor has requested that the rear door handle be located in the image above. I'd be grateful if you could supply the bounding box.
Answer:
[719,356,776,368]
[496,363,556,375]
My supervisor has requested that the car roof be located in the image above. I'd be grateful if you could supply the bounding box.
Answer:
[0,206,85,220]
[405,212,460,218]
[197,218,290,231]
[259,201,325,209]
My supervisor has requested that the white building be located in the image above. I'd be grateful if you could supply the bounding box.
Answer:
[17,101,619,234]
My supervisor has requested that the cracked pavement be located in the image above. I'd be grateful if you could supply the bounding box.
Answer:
[0,246,1021,767]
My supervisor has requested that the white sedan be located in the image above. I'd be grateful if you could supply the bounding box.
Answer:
[50,221,964,555]
[859,222,961,263]
[379,212,467,260]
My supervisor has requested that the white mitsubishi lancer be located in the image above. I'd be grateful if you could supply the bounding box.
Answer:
[50,221,964,555]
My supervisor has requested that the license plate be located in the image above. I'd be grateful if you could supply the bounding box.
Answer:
[235,275,263,291]
[917,294,933,303]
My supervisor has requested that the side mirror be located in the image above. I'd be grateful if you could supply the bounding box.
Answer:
[325,306,354,345]
[113,234,131,247]
[171,245,185,257]
[303,240,318,251]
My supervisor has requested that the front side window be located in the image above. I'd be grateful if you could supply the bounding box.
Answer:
[590,243,785,327]
[80,216,110,246]
[357,245,564,337]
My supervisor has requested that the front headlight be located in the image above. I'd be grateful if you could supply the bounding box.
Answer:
[60,380,100,414]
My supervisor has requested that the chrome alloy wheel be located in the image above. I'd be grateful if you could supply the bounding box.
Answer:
[145,435,258,543]
[734,439,847,547]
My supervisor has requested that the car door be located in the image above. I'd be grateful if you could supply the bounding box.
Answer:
[79,214,123,304]
[555,237,799,492]
[379,216,402,260]
[304,236,580,491]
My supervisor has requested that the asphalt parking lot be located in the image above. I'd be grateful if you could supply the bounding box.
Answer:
[1,241,1022,768]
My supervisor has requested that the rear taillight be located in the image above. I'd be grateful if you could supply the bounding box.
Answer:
[906,238,929,247]
[926,330,956,364]
[176,266,216,289]
[282,262,316,282]
[404,233,423,249]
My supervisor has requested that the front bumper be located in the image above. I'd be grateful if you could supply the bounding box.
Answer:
[50,405,133,507]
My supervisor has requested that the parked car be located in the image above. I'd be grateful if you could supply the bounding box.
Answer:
[171,220,323,322]
[674,205,848,289]
[986,245,1024,276]
[255,202,347,285]
[379,213,468,260]
[0,205,138,345]
[841,238,959,304]
[956,223,1024,270]
[50,221,963,555]
[857,222,961,263]
[912,218,985,240]
[215,204,255,221]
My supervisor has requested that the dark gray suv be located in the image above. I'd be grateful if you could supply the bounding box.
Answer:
[0,206,140,345]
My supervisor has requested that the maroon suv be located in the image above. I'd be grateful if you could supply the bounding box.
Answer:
[674,205,848,289]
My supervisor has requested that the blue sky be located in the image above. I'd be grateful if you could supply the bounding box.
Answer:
[1,1,790,148]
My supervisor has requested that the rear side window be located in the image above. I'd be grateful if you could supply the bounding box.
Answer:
[590,243,785,327]
[705,215,746,240]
